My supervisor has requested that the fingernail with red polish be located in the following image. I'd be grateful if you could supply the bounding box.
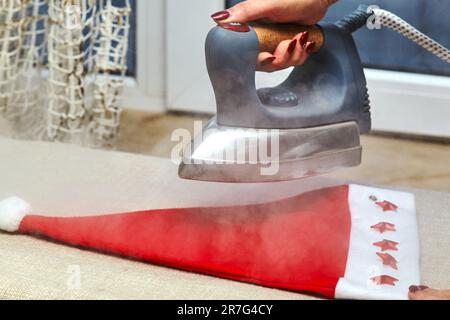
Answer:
[305,41,316,54]
[409,285,419,293]
[211,10,230,22]
[299,31,309,47]
[287,39,297,54]
[219,22,250,33]
[261,56,276,65]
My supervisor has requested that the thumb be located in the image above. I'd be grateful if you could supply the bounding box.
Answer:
[214,0,269,24]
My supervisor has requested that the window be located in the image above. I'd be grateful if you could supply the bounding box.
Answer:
[227,0,450,77]
[145,0,450,137]
[326,0,450,77]
[112,0,136,76]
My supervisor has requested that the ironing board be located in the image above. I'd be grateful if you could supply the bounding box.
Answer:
[0,136,448,300]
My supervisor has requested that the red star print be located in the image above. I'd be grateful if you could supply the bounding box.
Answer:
[376,252,398,270]
[371,222,396,233]
[371,275,399,286]
[376,200,398,212]
[373,239,399,251]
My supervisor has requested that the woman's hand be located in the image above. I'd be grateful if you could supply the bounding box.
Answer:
[409,286,450,300]
[211,0,337,72]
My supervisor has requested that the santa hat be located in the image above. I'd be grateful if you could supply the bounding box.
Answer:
[0,184,420,300]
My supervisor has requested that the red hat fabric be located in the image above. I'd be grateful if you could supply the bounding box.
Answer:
[0,184,420,299]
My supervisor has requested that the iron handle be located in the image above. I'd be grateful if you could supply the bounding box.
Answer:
[251,23,324,54]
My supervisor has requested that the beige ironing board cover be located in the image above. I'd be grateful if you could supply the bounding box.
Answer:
[0,137,448,300]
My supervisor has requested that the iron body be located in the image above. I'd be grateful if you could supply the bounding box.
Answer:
[179,15,371,183]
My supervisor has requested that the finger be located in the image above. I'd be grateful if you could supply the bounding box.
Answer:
[286,33,303,64]
[257,36,305,72]
[211,0,268,24]
[290,41,314,67]
[272,33,311,69]
[290,30,315,66]
[408,285,439,300]
[257,31,316,72]
[257,52,276,72]
[257,40,295,72]
[408,289,437,300]
[410,288,450,300]
[284,32,309,66]
[297,40,316,61]
[272,39,297,66]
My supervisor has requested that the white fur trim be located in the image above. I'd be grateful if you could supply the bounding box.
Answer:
[335,185,420,300]
[0,197,32,232]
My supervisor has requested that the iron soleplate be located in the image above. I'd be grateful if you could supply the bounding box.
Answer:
[178,118,362,183]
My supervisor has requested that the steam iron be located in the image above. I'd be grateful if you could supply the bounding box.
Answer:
[179,7,372,183]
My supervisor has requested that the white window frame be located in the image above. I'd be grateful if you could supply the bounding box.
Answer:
[130,0,450,138]
[121,0,166,112]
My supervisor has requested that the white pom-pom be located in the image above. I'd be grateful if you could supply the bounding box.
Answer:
[0,197,32,232]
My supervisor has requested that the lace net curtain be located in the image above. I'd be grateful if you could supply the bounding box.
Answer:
[0,0,131,146]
